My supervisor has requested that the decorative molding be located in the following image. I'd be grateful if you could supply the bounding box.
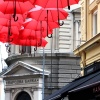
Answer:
[6,78,39,85]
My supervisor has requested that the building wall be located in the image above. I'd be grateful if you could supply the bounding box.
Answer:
[74,0,100,76]
[2,9,81,100]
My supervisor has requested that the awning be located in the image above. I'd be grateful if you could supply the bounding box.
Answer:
[68,70,100,100]
[44,69,100,100]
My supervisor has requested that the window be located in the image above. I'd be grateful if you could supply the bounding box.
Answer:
[19,46,31,54]
[93,11,97,36]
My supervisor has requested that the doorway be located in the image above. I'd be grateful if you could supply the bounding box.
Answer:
[16,91,31,100]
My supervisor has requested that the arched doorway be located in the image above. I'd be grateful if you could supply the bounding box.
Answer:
[16,91,31,100]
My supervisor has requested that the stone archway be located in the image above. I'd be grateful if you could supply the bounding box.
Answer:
[16,91,31,100]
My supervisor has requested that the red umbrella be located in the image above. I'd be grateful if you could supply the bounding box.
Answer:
[12,37,48,47]
[23,18,59,31]
[4,0,36,4]
[23,18,59,38]
[28,6,68,22]
[0,18,23,29]
[19,28,53,39]
[35,0,79,9]
[0,1,33,21]
[0,25,19,34]
[0,25,19,43]
[0,12,26,21]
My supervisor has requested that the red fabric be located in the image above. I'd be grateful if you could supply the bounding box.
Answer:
[35,0,79,8]
[12,38,48,47]
[0,25,19,43]
[0,18,23,29]
[19,28,52,39]
[4,0,35,4]
[0,1,34,14]
[0,12,26,21]
[28,6,68,21]
[23,18,59,31]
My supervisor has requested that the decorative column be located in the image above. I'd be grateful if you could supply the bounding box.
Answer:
[34,78,42,100]
[5,89,11,100]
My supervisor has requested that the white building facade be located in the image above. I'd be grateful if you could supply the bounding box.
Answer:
[0,7,81,100]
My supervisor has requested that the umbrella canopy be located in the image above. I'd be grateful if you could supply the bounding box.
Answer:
[12,38,48,47]
[4,0,35,4]
[35,0,79,8]
[0,18,23,29]
[0,1,33,21]
[0,25,19,43]
[28,6,68,22]
[0,1,33,14]
[19,28,53,39]
[0,12,26,21]
[23,18,59,31]
[0,1,34,14]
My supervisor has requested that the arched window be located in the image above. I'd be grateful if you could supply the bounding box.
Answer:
[16,91,31,100]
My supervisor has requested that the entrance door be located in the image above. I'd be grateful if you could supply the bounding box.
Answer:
[16,91,31,100]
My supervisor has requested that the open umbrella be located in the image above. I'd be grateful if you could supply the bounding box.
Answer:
[35,0,79,9]
[19,28,53,39]
[23,18,59,30]
[28,6,68,22]
[0,25,19,43]
[12,37,48,47]
[0,12,26,21]
[0,1,33,21]
[0,17,23,29]
[23,18,59,38]
[4,0,35,3]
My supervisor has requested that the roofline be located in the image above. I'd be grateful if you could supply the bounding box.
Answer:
[0,61,50,77]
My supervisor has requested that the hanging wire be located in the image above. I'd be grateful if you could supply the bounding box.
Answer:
[57,0,64,26]
[50,36,53,88]
[42,47,45,100]
[34,31,37,51]
[13,0,18,21]
[5,15,13,53]
[47,10,52,38]
[29,30,32,55]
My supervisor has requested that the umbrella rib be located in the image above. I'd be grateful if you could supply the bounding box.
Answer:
[49,10,55,22]
[5,1,9,14]
[18,1,23,15]
[57,0,64,26]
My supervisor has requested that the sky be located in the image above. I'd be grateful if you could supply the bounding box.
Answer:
[0,42,8,59]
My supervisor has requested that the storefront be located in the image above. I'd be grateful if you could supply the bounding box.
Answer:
[44,62,100,100]
[68,70,100,100]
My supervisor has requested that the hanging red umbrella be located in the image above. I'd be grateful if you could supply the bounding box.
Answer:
[0,17,23,29]
[12,38,48,47]
[0,1,34,21]
[0,25,19,34]
[0,12,26,21]
[35,0,79,9]
[27,6,68,22]
[23,18,59,31]
[0,25,19,43]
[23,18,59,38]
[19,28,53,39]
[4,0,35,3]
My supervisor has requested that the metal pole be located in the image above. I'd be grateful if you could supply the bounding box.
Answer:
[42,47,45,100]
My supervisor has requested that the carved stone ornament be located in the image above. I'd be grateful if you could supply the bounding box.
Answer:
[30,88,34,93]
[11,89,15,93]
[96,0,100,4]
